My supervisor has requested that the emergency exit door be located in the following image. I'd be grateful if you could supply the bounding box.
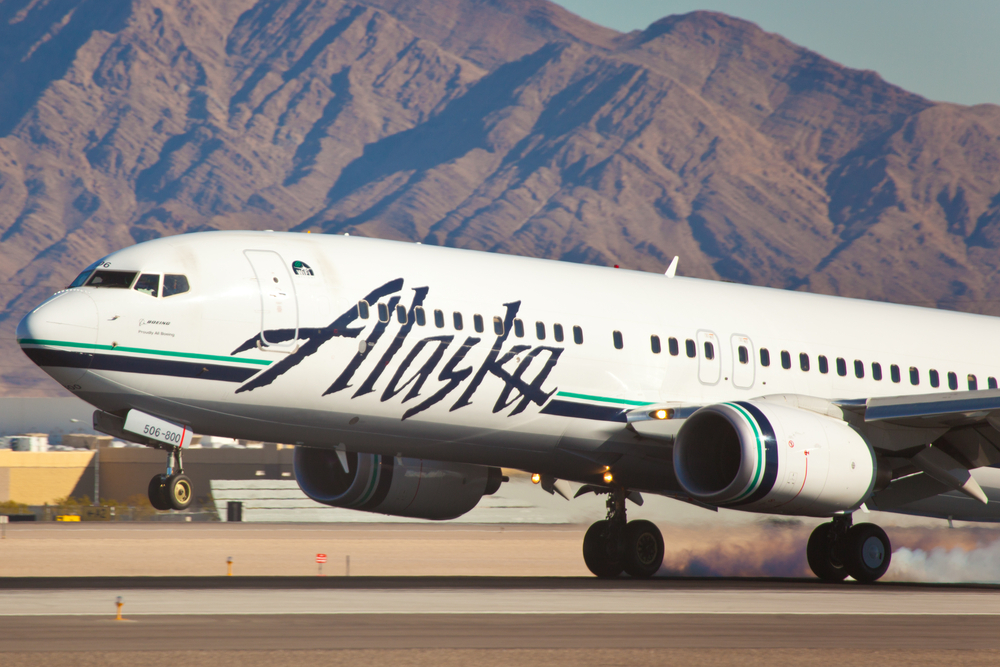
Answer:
[244,250,298,348]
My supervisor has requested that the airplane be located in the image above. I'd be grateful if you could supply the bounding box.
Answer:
[16,230,1000,582]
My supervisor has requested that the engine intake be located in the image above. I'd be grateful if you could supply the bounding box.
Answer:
[673,401,877,516]
[294,447,503,520]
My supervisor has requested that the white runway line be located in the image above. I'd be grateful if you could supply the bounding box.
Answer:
[4,588,1000,616]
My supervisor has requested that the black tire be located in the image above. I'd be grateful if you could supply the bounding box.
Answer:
[806,522,848,582]
[147,474,171,511]
[842,523,891,583]
[582,520,623,578]
[623,520,664,578]
[166,474,194,511]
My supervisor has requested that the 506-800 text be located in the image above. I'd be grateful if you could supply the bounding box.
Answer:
[143,424,183,444]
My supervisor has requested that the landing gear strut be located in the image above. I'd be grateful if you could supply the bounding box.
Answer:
[807,514,891,583]
[582,488,664,578]
[147,447,193,511]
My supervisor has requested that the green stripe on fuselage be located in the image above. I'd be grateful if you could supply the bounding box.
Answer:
[17,338,272,367]
[555,391,653,407]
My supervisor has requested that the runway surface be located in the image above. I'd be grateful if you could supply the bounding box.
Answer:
[5,523,1000,665]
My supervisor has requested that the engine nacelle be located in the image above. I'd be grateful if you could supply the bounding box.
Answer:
[294,447,504,520]
[673,401,877,516]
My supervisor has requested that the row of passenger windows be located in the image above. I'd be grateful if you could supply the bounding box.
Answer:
[757,348,997,390]
[356,306,994,390]
[624,332,996,392]
[357,301,585,344]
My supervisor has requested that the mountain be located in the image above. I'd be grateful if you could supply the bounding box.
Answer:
[2,0,999,396]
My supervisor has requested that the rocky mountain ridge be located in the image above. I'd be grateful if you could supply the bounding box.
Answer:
[1,0,999,395]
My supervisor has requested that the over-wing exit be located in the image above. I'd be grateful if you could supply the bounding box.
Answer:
[18,231,1000,582]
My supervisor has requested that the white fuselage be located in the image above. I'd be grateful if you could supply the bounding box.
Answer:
[17,231,1000,514]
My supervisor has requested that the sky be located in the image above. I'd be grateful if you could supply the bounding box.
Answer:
[550,0,1000,107]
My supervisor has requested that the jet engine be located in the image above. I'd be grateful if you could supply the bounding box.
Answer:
[673,401,880,516]
[294,446,504,520]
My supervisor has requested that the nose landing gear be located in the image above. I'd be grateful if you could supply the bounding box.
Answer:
[582,488,664,578]
[807,514,891,583]
[147,447,193,511]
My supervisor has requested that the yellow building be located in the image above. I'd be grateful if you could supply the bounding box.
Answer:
[0,450,95,505]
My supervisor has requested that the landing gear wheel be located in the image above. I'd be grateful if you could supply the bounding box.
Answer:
[147,474,171,511]
[807,522,848,582]
[623,520,664,578]
[166,474,194,511]
[583,520,623,578]
[842,523,891,583]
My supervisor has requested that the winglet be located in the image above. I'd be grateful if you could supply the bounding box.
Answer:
[665,256,679,278]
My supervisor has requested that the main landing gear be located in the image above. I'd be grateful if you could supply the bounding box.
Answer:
[807,514,891,583]
[147,447,193,511]
[582,488,664,578]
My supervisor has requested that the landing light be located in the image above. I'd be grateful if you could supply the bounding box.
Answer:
[651,409,673,420]
[531,473,541,484]
[603,471,614,484]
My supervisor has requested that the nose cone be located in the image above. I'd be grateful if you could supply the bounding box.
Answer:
[17,290,99,345]
[18,290,99,386]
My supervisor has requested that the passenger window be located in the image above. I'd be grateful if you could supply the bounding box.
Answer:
[818,355,828,374]
[613,331,624,350]
[358,301,370,320]
[434,309,445,328]
[910,367,920,386]
[738,346,748,364]
[536,322,546,340]
[872,362,882,381]
[930,369,940,388]
[854,360,864,379]
[780,351,791,369]
[651,335,662,354]
[515,319,525,338]
[87,270,137,289]
[554,324,564,342]
[414,306,426,326]
[134,274,159,297]
[668,338,679,356]
[836,357,847,377]
[572,325,583,344]
[799,353,809,372]
[990,377,998,390]
[686,339,696,358]
[760,348,770,367]
[493,316,504,335]
[704,341,715,360]
[396,304,407,324]
[890,365,900,383]
[948,372,958,390]
[377,303,389,323]
[969,374,978,390]
[473,314,484,333]
[162,274,189,297]
[453,312,464,330]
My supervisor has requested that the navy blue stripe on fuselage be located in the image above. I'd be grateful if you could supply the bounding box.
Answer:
[724,401,780,508]
[539,399,629,422]
[22,348,259,383]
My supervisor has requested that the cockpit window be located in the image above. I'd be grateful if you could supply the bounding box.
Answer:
[134,274,160,297]
[162,274,190,297]
[87,271,137,288]
[69,270,94,288]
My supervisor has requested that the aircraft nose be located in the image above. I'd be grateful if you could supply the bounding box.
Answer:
[17,290,99,348]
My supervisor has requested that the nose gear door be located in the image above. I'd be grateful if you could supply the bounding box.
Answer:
[244,250,298,349]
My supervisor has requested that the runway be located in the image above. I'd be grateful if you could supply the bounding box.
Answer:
[4,524,1000,665]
